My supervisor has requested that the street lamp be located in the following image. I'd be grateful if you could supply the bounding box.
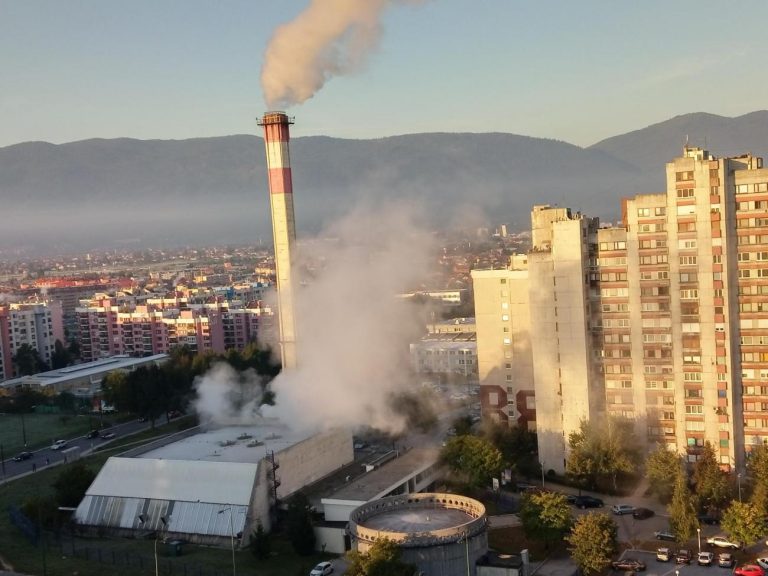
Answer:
[738,472,742,502]
[138,513,167,576]
[218,505,236,576]
[697,527,701,553]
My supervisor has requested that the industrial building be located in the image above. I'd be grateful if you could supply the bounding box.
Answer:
[74,422,353,546]
[472,146,768,473]
[348,493,488,576]
[0,353,168,397]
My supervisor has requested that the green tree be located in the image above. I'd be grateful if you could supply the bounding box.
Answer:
[519,490,572,549]
[566,416,641,492]
[12,343,47,376]
[250,522,271,560]
[440,435,504,488]
[566,512,617,576]
[485,423,539,478]
[721,501,765,547]
[285,492,316,556]
[692,442,729,513]
[668,466,698,543]
[52,462,97,507]
[346,538,416,576]
[748,444,768,515]
[50,339,71,369]
[645,445,681,503]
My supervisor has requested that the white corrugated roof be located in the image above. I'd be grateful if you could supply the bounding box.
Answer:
[86,457,258,506]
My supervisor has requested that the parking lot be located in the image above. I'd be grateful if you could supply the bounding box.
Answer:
[615,548,741,576]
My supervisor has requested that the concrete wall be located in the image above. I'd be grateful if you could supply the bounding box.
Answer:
[276,428,353,499]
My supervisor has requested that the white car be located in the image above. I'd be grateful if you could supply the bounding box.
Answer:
[310,561,333,576]
[51,439,68,450]
[698,552,714,566]
[611,504,636,515]
[706,536,741,549]
[755,558,768,571]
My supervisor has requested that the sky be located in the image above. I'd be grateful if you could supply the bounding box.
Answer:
[1,0,767,149]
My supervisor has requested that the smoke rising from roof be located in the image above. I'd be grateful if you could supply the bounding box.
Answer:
[261,0,424,109]
[194,363,270,426]
[260,200,436,434]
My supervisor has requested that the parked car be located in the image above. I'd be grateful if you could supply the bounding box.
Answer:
[735,565,766,576]
[633,507,655,519]
[718,554,735,568]
[86,429,100,439]
[656,548,673,562]
[515,482,538,492]
[676,549,692,564]
[51,439,68,450]
[12,451,33,462]
[100,431,116,440]
[309,561,333,576]
[612,504,636,515]
[698,552,714,566]
[698,514,719,525]
[707,536,741,550]
[574,495,604,509]
[655,530,676,541]
[756,559,768,571]
[611,558,646,571]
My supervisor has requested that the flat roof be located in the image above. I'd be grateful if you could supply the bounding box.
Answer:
[139,421,313,464]
[324,447,439,503]
[1,354,169,388]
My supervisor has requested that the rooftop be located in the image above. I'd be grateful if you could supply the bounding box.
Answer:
[139,421,313,464]
[324,447,439,503]
[1,354,169,388]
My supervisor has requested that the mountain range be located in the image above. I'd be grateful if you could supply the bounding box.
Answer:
[1,111,766,256]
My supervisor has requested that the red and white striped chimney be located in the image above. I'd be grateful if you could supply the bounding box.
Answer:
[258,111,298,370]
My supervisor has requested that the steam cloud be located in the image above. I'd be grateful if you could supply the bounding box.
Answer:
[194,200,437,434]
[261,0,424,108]
[261,200,436,434]
[194,363,269,426]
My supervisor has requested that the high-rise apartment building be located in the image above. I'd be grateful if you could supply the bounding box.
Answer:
[0,301,65,380]
[76,295,273,362]
[471,254,536,430]
[473,146,768,473]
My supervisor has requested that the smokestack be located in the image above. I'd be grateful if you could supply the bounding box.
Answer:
[258,111,298,370]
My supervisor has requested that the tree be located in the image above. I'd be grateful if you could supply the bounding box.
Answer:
[721,501,765,546]
[748,444,768,516]
[519,490,572,549]
[566,416,641,492]
[346,538,416,576]
[566,512,617,576]
[12,343,47,376]
[250,522,271,559]
[285,493,316,556]
[668,466,698,543]
[440,435,504,488]
[52,462,97,507]
[692,442,729,513]
[485,423,539,478]
[645,445,681,503]
[50,339,71,369]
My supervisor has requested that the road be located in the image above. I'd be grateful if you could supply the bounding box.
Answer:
[0,416,166,483]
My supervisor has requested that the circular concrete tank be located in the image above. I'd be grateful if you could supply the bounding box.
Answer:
[348,493,488,576]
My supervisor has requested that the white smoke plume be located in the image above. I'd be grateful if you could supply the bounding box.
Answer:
[261,0,424,109]
[194,363,269,426]
[260,200,437,434]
